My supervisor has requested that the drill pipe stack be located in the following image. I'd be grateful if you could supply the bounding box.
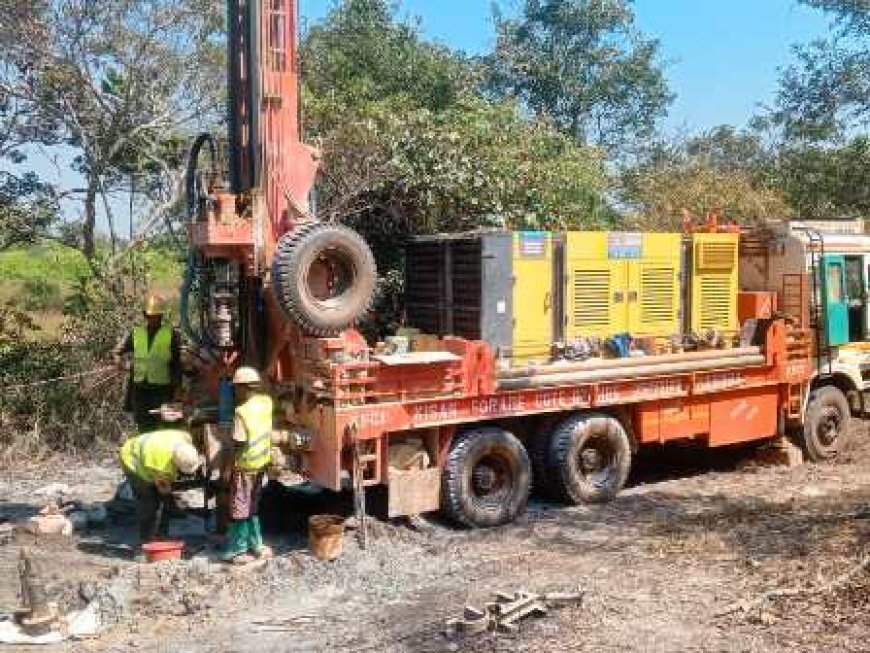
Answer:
[497,347,765,391]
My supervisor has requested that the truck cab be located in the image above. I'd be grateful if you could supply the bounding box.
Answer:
[741,220,870,415]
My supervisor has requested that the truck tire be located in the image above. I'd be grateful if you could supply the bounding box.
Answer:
[271,222,377,335]
[441,427,531,529]
[802,386,850,462]
[548,413,631,504]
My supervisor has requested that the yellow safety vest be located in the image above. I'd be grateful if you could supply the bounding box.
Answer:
[235,394,273,471]
[120,429,190,483]
[132,325,172,386]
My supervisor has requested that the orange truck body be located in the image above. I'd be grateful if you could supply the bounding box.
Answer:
[281,317,813,504]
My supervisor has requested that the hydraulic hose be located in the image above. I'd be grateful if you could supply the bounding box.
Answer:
[180,133,218,348]
[185,132,217,222]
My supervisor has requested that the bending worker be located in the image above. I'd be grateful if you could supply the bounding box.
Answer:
[113,294,182,431]
[221,367,274,565]
[119,429,202,551]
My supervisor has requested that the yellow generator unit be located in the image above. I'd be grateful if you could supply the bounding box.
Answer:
[405,229,736,363]
[689,232,739,334]
[511,232,555,362]
[564,232,682,341]
[405,231,555,364]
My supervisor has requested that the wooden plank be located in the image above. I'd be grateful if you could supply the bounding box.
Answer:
[388,468,441,518]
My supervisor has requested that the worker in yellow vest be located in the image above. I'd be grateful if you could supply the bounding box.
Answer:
[119,429,202,552]
[113,294,182,431]
[221,367,274,564]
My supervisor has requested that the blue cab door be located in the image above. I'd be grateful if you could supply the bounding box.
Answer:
[821,255,849,346]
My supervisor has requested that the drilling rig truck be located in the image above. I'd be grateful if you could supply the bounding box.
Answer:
[181,0,857,529]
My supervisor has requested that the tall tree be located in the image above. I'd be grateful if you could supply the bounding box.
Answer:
[302,0,609,336]
[302,0,469,116]
[0,0,224,262]
[486,0,672,155]
[302,0,608,246]
[773,0,870,141]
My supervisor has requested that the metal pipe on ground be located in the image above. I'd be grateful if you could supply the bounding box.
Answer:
[497,355,767,391]
[497,347,762,380]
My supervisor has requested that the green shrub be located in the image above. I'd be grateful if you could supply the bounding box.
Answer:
[0,296,135,460]
[22,278,64,312]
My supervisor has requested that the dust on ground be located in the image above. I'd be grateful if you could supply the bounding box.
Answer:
[3,436,870,653]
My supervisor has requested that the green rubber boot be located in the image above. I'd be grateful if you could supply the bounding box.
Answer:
[249,516,273,559]
[220,520,250,562]
[249,517,263,552]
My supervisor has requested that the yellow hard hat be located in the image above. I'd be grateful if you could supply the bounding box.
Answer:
[233,366,262,386]
[144,294,166,316]
[172,442,202,475]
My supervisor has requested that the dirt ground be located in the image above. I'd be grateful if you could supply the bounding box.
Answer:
[3,433,870,653]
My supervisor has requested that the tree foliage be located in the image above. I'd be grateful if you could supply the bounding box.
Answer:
[303,0,608,273]
[801,0,870,33]
[0,0,224,260]
[0,172,58,250]
[302,0,469,113]
[777,136,870,220]
[301,0,610,337]
[622,127,790,228]
[486,0,672,155]
[773,0,870,141]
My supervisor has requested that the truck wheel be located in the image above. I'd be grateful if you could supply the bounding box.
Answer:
[549,413,631,504]
[441,427,531,528]
[802,386,850,462]
[271,222,377,336]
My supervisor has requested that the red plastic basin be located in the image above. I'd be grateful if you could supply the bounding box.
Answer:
[142,540,185,562]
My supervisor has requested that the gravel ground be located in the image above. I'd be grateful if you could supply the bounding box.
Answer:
[3,435,870,652]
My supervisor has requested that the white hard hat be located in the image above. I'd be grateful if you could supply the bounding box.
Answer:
[233,366,262,386]
[173,442,202,475]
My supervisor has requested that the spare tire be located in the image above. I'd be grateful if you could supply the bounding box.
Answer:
[271,222,377,335]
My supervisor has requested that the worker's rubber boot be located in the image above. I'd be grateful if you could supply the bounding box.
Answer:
[249,517,273,559]
[220,520,250,563]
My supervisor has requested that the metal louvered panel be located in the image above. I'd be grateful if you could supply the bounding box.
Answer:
[697,241,737,271]
[698,275,732,330]
[405,240,445,334]
[450,239,482,312]
[640,266,676,326]
[691,233,739,333]
[573,269,611,328]
[450,238,483,339]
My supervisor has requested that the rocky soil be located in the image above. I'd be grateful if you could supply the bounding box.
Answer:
[2,435,870,652]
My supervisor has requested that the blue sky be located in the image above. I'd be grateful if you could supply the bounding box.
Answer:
[300,0,833,133]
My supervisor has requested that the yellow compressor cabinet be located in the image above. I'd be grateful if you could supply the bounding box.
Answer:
[511,232,554,362]
[405,232,555,364]
[565,232,682,341]
[405,230,736,362]
[689,232,739,334]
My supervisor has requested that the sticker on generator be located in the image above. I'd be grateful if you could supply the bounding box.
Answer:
[518,232,548,258]
[608,232,643,259]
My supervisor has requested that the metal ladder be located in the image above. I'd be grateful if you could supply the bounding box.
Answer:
[792,227,830,376]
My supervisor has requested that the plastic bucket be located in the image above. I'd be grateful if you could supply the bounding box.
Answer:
[142,540,185,562]
[308,515,345,561]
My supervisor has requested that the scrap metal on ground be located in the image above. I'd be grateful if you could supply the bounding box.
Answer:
[446,589,585,635]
